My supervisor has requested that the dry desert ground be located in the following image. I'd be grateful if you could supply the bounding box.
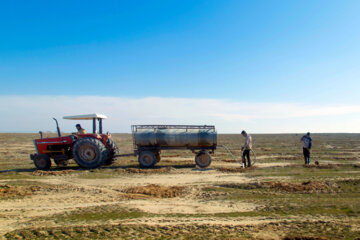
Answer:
[0,133,359,239]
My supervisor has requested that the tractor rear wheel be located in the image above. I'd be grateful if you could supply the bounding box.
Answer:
[138,151,156,168]
[195,150,212,168]
[73,138,107,168]
[104,138,119,166]
[34,154,51,170]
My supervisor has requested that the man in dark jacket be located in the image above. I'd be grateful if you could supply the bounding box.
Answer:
[300,132,312,165]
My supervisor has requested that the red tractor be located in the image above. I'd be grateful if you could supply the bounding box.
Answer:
[30,114,118,170]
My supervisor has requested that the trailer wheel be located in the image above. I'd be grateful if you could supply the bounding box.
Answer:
[34,154,52,170]
[195,151,212,168]
[73,138,107,168]
[104,138,119,165]
[138,151,157,168]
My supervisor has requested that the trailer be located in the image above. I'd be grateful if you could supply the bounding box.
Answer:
[126,125,217,168]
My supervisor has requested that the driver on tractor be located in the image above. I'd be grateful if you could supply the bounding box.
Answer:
[75,124,87,134]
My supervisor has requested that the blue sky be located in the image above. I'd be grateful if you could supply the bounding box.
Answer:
[1,0,360,132]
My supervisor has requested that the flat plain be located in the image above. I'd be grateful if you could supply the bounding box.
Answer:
[0,133,359,239]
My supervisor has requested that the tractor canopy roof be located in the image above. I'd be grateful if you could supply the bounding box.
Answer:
[63,113,107,120]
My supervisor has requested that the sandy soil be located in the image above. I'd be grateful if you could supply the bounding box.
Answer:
[1,133,359,239]
[1,159,357,237]
[0,167,264,234]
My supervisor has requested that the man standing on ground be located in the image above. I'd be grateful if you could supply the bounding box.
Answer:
[241,130,252,168]
[300,132,312,165]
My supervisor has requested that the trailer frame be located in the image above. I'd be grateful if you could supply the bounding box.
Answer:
[115,125,217,168]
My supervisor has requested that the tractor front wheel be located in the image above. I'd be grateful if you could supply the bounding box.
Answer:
[34,154,52,170]
[73,138,107,168]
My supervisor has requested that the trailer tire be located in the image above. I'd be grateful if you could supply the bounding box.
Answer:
[195,151,212,168]
[34,154,52,170]
[104,138,119,166]
[73,138,107,168]
[138,151,157,168]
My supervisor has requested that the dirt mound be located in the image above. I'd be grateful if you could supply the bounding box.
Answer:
[124,167,173,174]
[219,181,337,193]
[217,166,255,173]
[32,170,74,176]
[122,184,185,198]
[0,185,40,199]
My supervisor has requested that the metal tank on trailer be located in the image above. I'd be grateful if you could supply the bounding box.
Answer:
[131,125,217,168]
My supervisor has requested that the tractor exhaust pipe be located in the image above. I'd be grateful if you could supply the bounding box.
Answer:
[53,118,61,137]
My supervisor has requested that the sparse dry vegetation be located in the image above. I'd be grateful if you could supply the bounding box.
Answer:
[0,133,359,239]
